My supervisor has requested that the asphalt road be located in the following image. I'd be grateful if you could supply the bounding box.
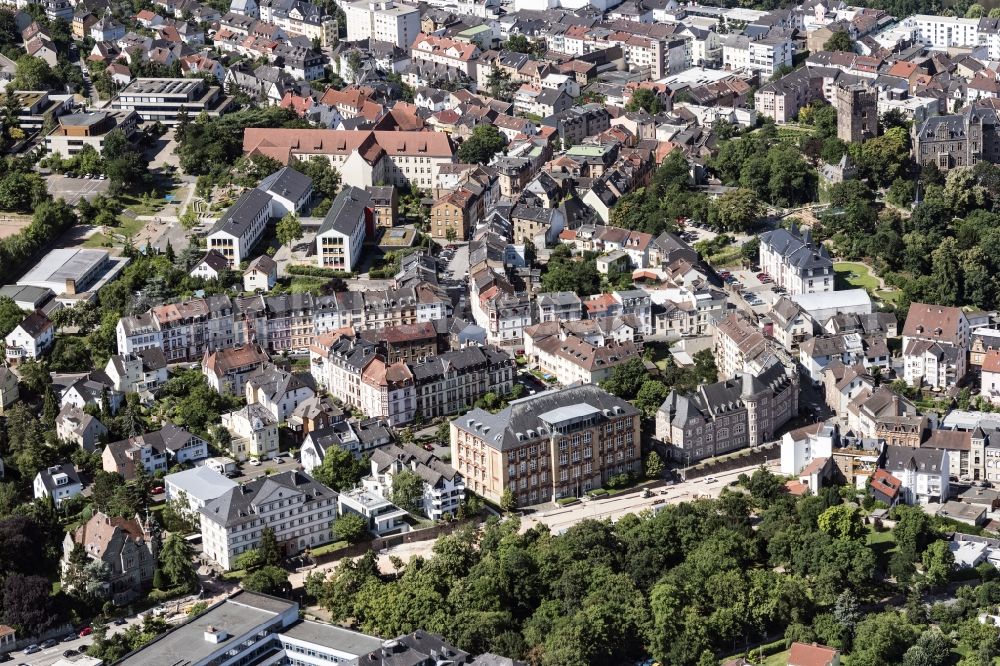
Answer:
[520,459,782,535]
[231,456,304,483]
[12,616,143,666]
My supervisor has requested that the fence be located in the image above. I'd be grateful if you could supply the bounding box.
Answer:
[682,442,780,480]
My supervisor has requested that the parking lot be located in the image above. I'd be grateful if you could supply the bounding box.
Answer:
[46,174,111,204]
[723,268,785,313]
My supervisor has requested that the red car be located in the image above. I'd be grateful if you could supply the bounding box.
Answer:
[151,486,164,494]
[78,627,92,638]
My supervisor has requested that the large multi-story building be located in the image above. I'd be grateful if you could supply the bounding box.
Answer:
[344,0,419,48]
[200,470,338,570]
[451,385,641,505]
[244,128,455,190]
[110,77,233,123]
[315,186,369,272]
[912,106,1000,170]
[758,225,834,295]
[260,0,336,45]
[902,302,970,389]
[207,188,273,267]
[906,14,980,49]
[656,361,799,464]
[310,331,514,425]
[116,284,452,361]
[45,109,139,157]
[363,444,464,520]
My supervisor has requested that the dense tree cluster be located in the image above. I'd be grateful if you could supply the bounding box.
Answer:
[539,244,601,296]
[821,161,1000,312]
[457,124,507,165]
[610,150,707,235]
[711,131,817,207]
[309,472,985,666]
[176,107,309,180]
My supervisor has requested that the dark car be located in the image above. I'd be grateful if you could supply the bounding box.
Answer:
[113,618,127,626]
[0,654,10,662]
[61,634,76,643]
[62,650,78,658]
[39,639,57,649]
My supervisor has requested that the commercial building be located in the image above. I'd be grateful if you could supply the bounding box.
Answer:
[110,77,233,123]
[200,470,338,570]
[45,110,139,157]
[451,385,641,505]
[17,248,129,304]
[316,186,369,272]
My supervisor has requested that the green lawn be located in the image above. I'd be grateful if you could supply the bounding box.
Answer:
[707,245,743,268]
[117,215,145,238]
[833,262,880,291]
[83,231,112,248]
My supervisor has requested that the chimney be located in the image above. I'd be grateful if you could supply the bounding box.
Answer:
[204,626,228,643]
[65,278,77,295]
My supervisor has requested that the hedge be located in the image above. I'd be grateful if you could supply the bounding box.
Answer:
[287,265,355,279]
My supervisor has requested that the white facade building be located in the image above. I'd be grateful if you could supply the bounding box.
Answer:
[315,186,368,273]
[344,0,420,48]
[199,470,338,570]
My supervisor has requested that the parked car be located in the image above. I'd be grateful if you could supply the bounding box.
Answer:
[113,618,127,626]
[61,634,76,642]
[423,443,435,452]
[22,646,39,655]
[248,459,262,466]
[78,627,93,638]
[151,486,164,495]
[39,639,57,649]
[62,650,78,658]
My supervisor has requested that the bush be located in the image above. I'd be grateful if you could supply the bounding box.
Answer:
[286,265,354,279]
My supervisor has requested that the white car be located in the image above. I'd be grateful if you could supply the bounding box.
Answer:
[248,459,261,466]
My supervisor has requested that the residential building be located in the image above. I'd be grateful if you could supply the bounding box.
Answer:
[202,344,270,395]
[62,512,158,604]
[300,421,363,471]
[288,394,344,439]
[451,385,641,505]
[56,405,107,452]
[5,311,54,363]
[407,33,480,83]
[338,488,410,536]
[103,425,209,479]
[344,0,419,48]
[758,225,834,295]
[0,366,18,415]
[110,77,233,123]
[207,188,273,267]
[788,642,840,666]
[906,14,980,49]
[245,364,315,422]
[884,444,948,504]
[523,324,643,386]
[536,292,583,323]
[902,302,970,389]
[315,186,369,272]
[222,403,280,461]
[430,186,479,240]
[164,466,237,519]
[363,444,465,520]
[368,185,398,227]
[713,312,766,380]
[200,470,338,570]
[244,255,278,292]
[45,110,139,158]
[104,349,168,395]
[657,362,800,464]
[33,463,83,507]
[190,250,231,281]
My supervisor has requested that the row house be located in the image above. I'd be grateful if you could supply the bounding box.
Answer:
[902,302,970,390]
[406,32,480,87]
[523,323,643,386]
[310,330,513,425]
[469,266,534,351]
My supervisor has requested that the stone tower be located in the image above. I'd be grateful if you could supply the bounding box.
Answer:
[835,83,878,144]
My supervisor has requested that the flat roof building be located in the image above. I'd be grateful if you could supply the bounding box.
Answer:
[115,591,384,666]
[110,77,234,123]
[17,248,129,304]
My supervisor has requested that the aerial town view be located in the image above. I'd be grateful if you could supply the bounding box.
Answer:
[6,0,1000,662]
